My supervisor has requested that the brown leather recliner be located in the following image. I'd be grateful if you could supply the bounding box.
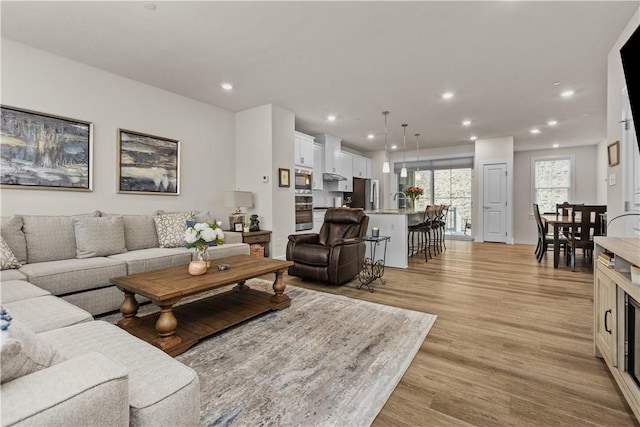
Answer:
[286,208,369,285]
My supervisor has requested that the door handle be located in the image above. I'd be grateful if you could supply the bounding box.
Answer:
[604,309,612,334]
[484,206,490,210]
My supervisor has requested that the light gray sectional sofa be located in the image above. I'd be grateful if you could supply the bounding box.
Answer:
[0,210,251,426]
[0,210,249,316]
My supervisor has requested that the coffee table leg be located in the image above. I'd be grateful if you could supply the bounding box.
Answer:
[233,280,247,291]
[117,289,142,328]
[270,269,291,306]
[154,298,182,350]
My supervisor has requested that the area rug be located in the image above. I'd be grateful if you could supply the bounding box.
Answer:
[103,279,436,426]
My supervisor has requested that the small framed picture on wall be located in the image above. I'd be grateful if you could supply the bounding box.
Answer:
[608,140,620,167]
[279,168,290,188]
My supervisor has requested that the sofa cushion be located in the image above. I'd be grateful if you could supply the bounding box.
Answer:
[0,215,26,264]
[0,269,28,282]
[108,248,192,275]
[3,295,93,333]
[291,244,331,266]
[19,257,127,296]
[22,212,100,263]
[101,212,160,251]
[154,212,195,248]
[73,216,127,258]
[1,316,65,384]
[42,321,200,426]
[0,280,50,304]
[1,236,21,270]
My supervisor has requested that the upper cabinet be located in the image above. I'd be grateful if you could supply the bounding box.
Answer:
[294,131,314,168]
[315,134,341,174]
[312,143,324,190]
[352,154,371,179]
[325,151,353,192]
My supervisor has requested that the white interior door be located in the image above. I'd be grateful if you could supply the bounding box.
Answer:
[483,163,507,242]
[622,87,640,236]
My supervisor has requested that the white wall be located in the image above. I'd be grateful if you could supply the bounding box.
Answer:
[235,104,295,259]
[1,39,236,219]
[474,137,514,243]
[596,139,609,205]
[606,9,640,236]
[513,145,598,244]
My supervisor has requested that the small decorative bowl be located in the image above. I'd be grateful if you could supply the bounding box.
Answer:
[218,264,230,271]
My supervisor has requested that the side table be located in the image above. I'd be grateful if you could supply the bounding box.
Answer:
[242,230,272,257]
[358,235,390,292]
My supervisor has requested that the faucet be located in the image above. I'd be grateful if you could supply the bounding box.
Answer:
[393,192,407,201]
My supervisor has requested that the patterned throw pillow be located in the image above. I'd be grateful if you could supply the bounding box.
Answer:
[1,310,65,384]
[0,236,21,270]
[154,212,195,248]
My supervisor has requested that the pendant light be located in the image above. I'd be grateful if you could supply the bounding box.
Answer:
[415,133,420,172]
[400,124,408,178]
[382,111,390,173]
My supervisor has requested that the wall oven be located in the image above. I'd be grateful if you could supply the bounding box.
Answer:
[295,167,312,192]
[294,168,313,231]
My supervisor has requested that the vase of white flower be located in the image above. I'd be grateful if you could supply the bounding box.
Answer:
[184,222,225,275]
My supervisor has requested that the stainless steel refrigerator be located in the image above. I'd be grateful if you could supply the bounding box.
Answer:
[349,178,379,211]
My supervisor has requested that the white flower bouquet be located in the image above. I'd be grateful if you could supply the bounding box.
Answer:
[184,222,225,252]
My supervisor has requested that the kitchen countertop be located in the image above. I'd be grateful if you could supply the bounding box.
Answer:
[364,209,422,215]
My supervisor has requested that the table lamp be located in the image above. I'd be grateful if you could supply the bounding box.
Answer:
[224,191,253,231]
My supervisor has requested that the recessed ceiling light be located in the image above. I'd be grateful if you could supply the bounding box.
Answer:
[547,120,558,126]
[391,144,397,150]
[530,128,541,134]
[367,134,375,139]
[221,83,233,90]
[327,115,336,121]
[552,81,561,86]
[561,90,575,98]
[442,92,454,100]
[552,143,560,148]
[462,120,472,126]
[470,135,477,141]
[144,2,156,11]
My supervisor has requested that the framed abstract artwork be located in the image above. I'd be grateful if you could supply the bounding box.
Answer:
[607,140,620,167]
[117,129,180,195]
[0,105,93,191]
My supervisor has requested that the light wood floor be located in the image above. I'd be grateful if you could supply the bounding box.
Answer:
[283,240,638,426]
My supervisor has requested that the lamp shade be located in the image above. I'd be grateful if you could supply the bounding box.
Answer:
[224,191,253,210]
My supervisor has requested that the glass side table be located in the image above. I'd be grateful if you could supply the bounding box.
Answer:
[357,235,391,292]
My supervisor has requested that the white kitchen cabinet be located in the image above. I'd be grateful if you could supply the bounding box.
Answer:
[312,143,324,190]
[313,211,326,233]
[315,134,341,175]
[352,154,371,179]
[326,151,353,192]
[294,131,314,168]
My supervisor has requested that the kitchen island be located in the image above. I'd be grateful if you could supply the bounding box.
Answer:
[364,209,424,268]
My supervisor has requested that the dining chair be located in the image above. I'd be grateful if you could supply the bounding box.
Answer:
[565,205,607,271]
[533,204,565,263]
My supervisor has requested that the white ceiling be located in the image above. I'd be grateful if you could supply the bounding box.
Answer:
[2,1,638,153]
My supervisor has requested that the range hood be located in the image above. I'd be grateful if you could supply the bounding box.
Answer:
[323,172,346,181]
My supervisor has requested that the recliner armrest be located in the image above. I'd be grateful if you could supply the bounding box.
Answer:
[328,237,363,247]
[288,233,319,244]
[1,352,129,426]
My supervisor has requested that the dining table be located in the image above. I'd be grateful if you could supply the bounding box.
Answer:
[541,214,583,268]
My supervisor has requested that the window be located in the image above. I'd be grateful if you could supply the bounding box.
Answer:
[531,155,575,214]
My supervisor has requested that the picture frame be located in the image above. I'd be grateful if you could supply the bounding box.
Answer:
[0,105,93,191]
[279,168,290,188]
[607,140,620,167]
[233,222,244,232]
[117,129,180,195]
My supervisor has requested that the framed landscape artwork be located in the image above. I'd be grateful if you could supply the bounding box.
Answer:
[279,168,290,188]
[0,105,93,191]
[117,129,180,195]
[607,140,620,167]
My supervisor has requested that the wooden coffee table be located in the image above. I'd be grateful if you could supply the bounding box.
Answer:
[110,254,293,356]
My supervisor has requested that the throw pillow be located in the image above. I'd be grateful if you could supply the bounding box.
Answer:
[0,310,65,384]
[0,215,27,264]
[73,216,128,258]
[0,236,21,270]
[154,212,195,248]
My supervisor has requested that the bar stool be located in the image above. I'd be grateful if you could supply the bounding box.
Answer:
[408,206,430,262]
